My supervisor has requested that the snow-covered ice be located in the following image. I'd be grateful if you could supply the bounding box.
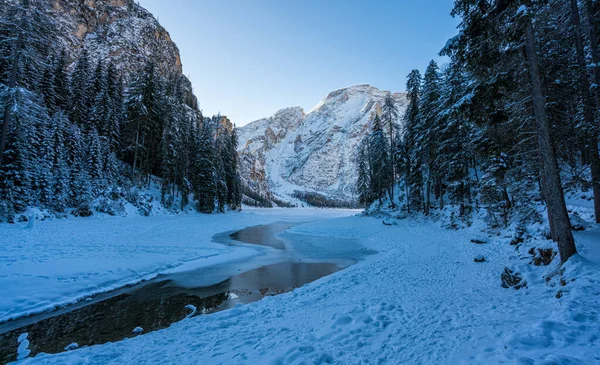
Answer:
[6,206,599,364]
[0,208,358,322]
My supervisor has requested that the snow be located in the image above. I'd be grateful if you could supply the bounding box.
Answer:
[517,5,528,16]
[63,343,79,351]
[9,207,600,364]
[184,304,197,318]
[17,333,30,360]
[0,208,358,322]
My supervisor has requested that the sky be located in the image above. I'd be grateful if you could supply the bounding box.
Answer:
[137,0,459,126]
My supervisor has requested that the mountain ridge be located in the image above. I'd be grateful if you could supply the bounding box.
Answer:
[238,84,408,206]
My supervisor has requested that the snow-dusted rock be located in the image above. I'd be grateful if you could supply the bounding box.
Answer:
[17,332,30,360]
[64,342,79,351]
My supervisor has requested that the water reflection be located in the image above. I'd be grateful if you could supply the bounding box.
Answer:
[229,222,293,249]
[0,261,340,363]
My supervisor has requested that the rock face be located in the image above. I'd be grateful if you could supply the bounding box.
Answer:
[48,0,197,108]
[238,85,408,205]
[238,107,305,200]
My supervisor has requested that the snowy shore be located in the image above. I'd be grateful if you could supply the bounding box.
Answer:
[3,207,598,364]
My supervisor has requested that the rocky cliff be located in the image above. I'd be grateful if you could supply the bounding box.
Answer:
[238,85,408,205]
[48,0,197,108]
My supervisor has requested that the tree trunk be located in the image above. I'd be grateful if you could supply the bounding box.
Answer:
[584,0,600,108]
[583,0,600,222]
[132,129,139,182]
[524,19,576,263]
[473,156,480,183]
[0,32,23,166]
[389,120,395,206]
[405,174,410,214]
[425,178,431,215]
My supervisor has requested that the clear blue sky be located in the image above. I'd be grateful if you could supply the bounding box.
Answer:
[138,0,459,126]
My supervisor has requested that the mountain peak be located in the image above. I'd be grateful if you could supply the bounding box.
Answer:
[324,84,384,100]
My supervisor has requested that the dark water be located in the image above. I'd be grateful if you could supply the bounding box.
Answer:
[0,223,343,363]
[229,222,293,249]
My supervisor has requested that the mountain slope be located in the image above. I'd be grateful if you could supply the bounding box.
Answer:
[238,85,408,205]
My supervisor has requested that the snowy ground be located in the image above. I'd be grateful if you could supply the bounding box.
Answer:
[5,204,599,364]
[0,208,358,322]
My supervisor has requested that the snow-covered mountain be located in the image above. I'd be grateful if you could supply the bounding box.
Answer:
[238,85,408,205]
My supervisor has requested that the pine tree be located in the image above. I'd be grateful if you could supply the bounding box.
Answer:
[50,111,71,212]
[193,122,216,213]
[215,133,229,212]
[381,93,399,204]
[0,87,48,214]
[70,48,91,128]
[53,50,70,112]
[448,0,577,262]
[402,69,423,212]
[229,126,242,210]
[40,54,56,114]
[418,60,443,215]
[569,0,600,223]
[90,58,110,135]
[356,138,371,210]
[368,114,390,205]
[106,62,123,153]
[0,0,60,164]
[86,126,104,194]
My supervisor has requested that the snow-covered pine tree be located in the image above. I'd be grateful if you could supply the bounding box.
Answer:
[39,54,56,114]
[123,67,151,183]
[50,111,71,212]
[568,0,600,224]
[229,126,242,210]
[381,93,399,204]
[368,114,390,205]
[418,60,443,215]
[160,100,177,208]
[436,61,475,216]
[356,137,372,210]
[53,50,70,113]
[69,48,91,128]
[86,126,104,195]
[106,62,123,153]
[90,58,111,135]
[215,132,229,212]
[402,69,423,212]
[448,0,577,262]
[193,122,216,213]
[0,0,61,164]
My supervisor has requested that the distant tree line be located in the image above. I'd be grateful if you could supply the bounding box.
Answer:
[242,185,294,208]
[291,190,359,209]
[0,0,241,220]
[357,0,600,263]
